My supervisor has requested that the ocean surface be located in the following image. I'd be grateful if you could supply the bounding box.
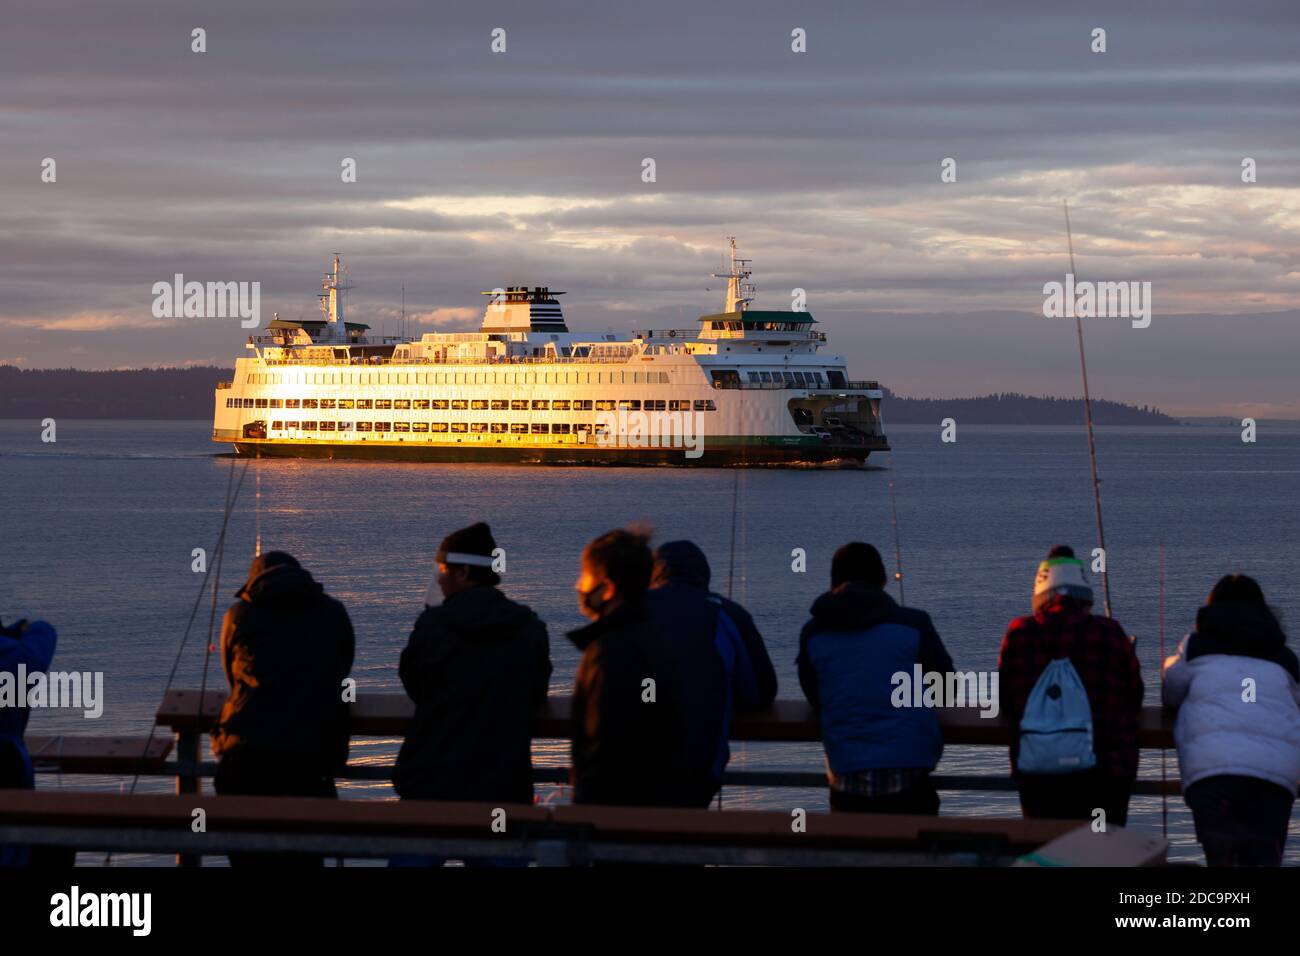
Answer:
[3,418,1299,866]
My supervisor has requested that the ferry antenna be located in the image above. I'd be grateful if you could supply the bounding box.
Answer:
[1064,200,1113,618]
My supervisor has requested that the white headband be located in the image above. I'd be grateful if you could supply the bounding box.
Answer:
[440,551,496,567]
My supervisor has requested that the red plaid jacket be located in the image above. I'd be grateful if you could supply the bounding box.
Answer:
[997,602,1144,779]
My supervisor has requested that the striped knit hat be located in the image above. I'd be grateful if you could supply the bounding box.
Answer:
[1032,545,1093,613]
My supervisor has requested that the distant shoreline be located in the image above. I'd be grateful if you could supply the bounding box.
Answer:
[0,364,1243,427]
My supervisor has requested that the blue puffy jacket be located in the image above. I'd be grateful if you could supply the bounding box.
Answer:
[0,619,57,790]
[797,583,953,774]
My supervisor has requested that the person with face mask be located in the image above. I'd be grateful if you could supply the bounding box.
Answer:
[568,527,732,808]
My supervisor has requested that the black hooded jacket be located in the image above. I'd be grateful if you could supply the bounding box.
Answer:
[213,554,355,771]
[394,586,552,803]
[651,540,779,707]
[1188,601,1298,681]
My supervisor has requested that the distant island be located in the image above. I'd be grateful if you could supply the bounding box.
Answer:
[0,365,1178,425]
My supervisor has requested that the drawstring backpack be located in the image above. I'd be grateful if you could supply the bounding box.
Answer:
[1017,633,1097,774]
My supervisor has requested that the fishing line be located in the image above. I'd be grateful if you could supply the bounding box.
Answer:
[1158,540,1168,838]
[1063,200,1113,618]
[886,453,906,606]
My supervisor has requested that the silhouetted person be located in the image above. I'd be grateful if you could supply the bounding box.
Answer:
[798,543,954,815]
[569,527,732,807]
[212,551,355,867]
[651,540,778,709]
[998,545,1143,826]
[1164,574,1300,866]
[394,522,551,805]
[1,616,58,867]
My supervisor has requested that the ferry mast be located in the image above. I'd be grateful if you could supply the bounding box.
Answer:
[319,254,353,344]
[712,237,756,313]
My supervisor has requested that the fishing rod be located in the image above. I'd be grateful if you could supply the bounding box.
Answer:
[1063,200,1113,618]
[1158,540,1168,837]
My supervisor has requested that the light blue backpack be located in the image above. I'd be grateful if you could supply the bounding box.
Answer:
[1017,658,1097,774]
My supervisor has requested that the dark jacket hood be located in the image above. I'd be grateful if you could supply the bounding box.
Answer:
[652,540,711,590]
[808,580,897,631]
[1190,601,1297,680]
[236,552,323,606]
[436,585,535,641]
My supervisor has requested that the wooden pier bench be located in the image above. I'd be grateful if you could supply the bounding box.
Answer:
[25,735,173,775]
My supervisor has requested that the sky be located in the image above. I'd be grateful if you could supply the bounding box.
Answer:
[1,0,1297,416]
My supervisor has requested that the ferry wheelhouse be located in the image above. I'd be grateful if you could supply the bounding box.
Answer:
[212,242,889,465]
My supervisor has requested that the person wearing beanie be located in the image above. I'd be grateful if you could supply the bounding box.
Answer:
[796,541,955,815]
[1163,574,1300,866]
[212,551,356,867]
[997,544,1143,826]
[394,523,552,835]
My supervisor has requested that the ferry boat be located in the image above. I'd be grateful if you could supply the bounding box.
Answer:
[211,241,889,465]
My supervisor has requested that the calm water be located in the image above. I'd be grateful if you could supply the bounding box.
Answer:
[3,418,1299,865]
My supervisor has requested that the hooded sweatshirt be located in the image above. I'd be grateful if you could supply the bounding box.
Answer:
[797,582,954,774]
[1163,601,1300,793]
[212,553,355,771]
[394,585,551,803]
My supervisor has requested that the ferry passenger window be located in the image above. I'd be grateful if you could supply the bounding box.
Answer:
[393,422,410,432]
[552,400,570,410]
[271,421,283,430]
[411,423,429,432]
[532,400,549,410]
[337,422,352,431]
[553,423,571,434]
[301,421,317,430]
[574,400,593,411]
[531,424,549,434]
[471,400,489,410]
[595,399,615,411]
[302,398,319,409]
[693,400,716,411]
[338,399,355,409]
[374,422,391,432]
[491,400,508,410]
[413,399,430,409]
[375,399,392,410]
[356,399,372,409]
[355,422,371,431]
[782,372,796,384]
[319,421,336,431]
[451,423,467,433]
[430,423,448,433]
[510,400,528,410]
[747,372,759,383]
[470,423,488,433]
[319,399,336,409]
[394,399,411,409]
[618,400,639,411]
[269,399,282,408]
[669,400,690,411]
[431,399,448,409]
[285,421,300,430]
[510,423,528,433]
[793,372,807,384]
[451,399,468,410]
[490,423,507,433]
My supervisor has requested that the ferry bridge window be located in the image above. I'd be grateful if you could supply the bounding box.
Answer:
[782,372,796,384]
[375,399,392,410]
[510,423,528,434]
[490,399,509,410]
[552,400,571,411]
[451,399,468,410]
[531,424,549,434]
[532,400,549,410]
[450,423,468,433]
[794,372,807,384]
[356,399,372,409]
[411,423,429,433]
[747,372,760,383]
[693,400,717,412]
[431,399,448,409]
[394,399,411,409]
[430,423,448,433]
[510,400,528,410]
[759,372,772,383]
[470,423,488,433]
[319,399,336,409]
[471,400,489,410]
[490,423,507,433]
[393,422,410,433]
[574,400,593,411]
[710,370,741,388]
[827,370,846,386]
[669,400,690,411]
[338,399,355,409]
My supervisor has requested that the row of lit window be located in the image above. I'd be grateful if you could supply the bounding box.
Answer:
[270,421,623,435]
[746,370,826,385]
[245,370,673,386]
[228,397,710,411]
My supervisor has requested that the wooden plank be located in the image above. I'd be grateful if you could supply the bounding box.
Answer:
[157,689,1176,749]
[25,736,173,774]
